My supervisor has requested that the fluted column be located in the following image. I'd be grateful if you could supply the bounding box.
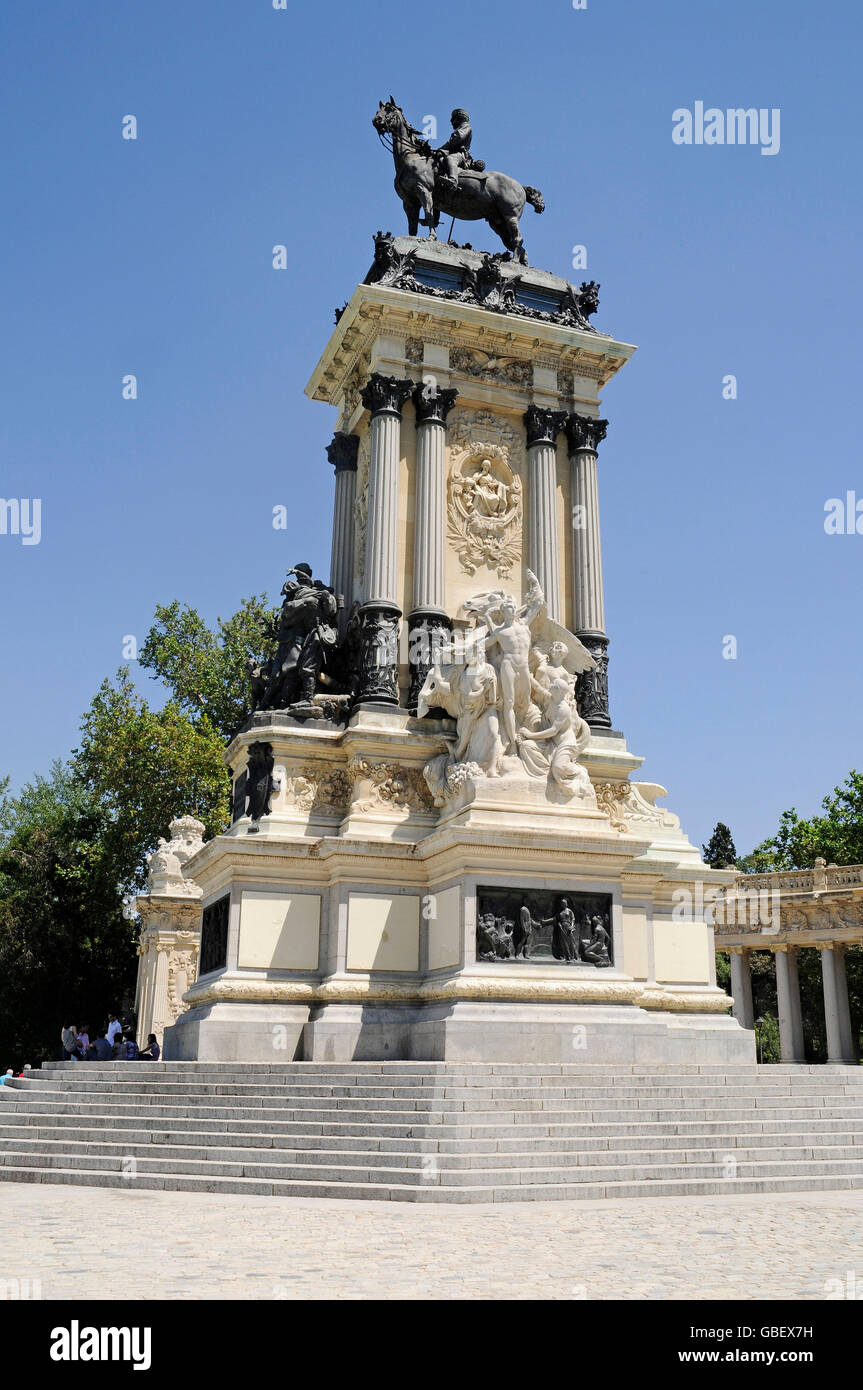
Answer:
[729,949,755,1030]
[565,412,611,730]
[326,432,359,637]
[821,945,857,1064]
[409,382,458,713]
[523,405,567,623]
[355,373,413,705]
[775,946,806,1062]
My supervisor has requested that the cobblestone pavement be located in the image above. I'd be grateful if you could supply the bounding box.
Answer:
[1,1185,861,1300]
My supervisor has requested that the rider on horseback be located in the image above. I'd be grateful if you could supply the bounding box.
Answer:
[435,108,485,192]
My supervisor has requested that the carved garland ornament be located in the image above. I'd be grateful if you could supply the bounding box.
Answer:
[347,756,435,815]
[282,766,351,816]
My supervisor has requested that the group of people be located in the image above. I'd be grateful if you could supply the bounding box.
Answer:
[60,1015,161,1062]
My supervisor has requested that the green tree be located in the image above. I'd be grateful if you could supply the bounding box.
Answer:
[73,668,230,891]
[138,596,277,740]
[738,771,863,872]
[702,821,737,868]
[0,764,138,1067]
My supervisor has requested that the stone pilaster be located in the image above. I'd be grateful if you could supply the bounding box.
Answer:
[524,404,567,623]
[326,431,359,636]
[356,373,413,705]
[409,382,458,712]
[565,412,611,729]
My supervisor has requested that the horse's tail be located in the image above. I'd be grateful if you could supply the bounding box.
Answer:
[524,185,545,214]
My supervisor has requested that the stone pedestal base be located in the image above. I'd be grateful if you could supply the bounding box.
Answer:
[163,1002,309,1062]
[304,1000,753,1064]
[166,996,754,1066]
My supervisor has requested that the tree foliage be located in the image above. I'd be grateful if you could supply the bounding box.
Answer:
[73,668,230,891]
[738,771,863,872]
[0,764,138,1067]
[702,821,737,868]
[0,593,279,1067]
[138,596,277,740]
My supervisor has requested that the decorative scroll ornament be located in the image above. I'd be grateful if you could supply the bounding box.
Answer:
[594,781,680,834]
[447,444,522,578]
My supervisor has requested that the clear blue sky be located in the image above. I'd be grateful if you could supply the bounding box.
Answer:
[1,0,860,856]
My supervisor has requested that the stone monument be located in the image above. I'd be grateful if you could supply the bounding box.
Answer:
[161,98,753,1065]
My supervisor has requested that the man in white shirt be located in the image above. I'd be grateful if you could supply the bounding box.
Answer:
[106,1014,122,1045]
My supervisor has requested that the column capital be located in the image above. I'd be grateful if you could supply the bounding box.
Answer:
[413,382,458,425]
[361,373,414,419]
[565,412,609,455]
[523,404,567,447]
[325,431,360,473]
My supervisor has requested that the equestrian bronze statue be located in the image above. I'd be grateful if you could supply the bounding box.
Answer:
[372,97,544,265]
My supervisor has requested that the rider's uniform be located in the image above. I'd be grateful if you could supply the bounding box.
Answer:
[438,121,474,187]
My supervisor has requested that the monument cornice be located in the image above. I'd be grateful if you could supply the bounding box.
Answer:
[306,283,636,408]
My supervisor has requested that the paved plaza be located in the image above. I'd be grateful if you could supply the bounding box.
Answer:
[2,1184,861,1300]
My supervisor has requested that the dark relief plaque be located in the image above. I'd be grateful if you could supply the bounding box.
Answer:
[199,894,230,977]
[477,887,612,967]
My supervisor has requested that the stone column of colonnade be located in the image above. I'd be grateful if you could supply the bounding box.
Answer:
[355,373,414,705]
[729,949,755,1029]
[774,946,806,1062]
[820,944,857,1064]
[408,382,458,712]
[565,412,612,730]
[523,405,567,624]
[727,938,859,1064]
[325,431,359,637]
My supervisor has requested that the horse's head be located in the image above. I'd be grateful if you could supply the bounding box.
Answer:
[373,97,404,136]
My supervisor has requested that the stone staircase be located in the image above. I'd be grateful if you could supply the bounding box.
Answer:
[0,1061,861,1203]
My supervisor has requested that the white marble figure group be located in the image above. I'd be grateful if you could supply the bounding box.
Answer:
[418,571,596,806]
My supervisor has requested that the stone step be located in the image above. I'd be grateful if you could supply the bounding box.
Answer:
[2,1106,860,1142]
[4,1061,860,1203]
[6,1081,860,1109]
[11,1077,862,1102]
[3,1096,862,1127]
[1,1163,861,1204]
[30,1064,863,1088]
[37,1060,857,1074]
[5,1146,863,1188]
[3,1122,860,1156]
[2,1134,862,1172]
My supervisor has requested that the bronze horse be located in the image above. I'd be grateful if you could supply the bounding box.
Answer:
[372,98,544,265]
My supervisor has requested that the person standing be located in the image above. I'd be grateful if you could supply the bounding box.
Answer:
[106,1013,122,1045]
[60,1022,77,1060]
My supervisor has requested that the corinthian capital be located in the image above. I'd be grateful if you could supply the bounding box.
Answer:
[523,404,567,447]
[566,412,609,454]
[361,373,414,419]
[413,381,458,425]
[325,431,360,473]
